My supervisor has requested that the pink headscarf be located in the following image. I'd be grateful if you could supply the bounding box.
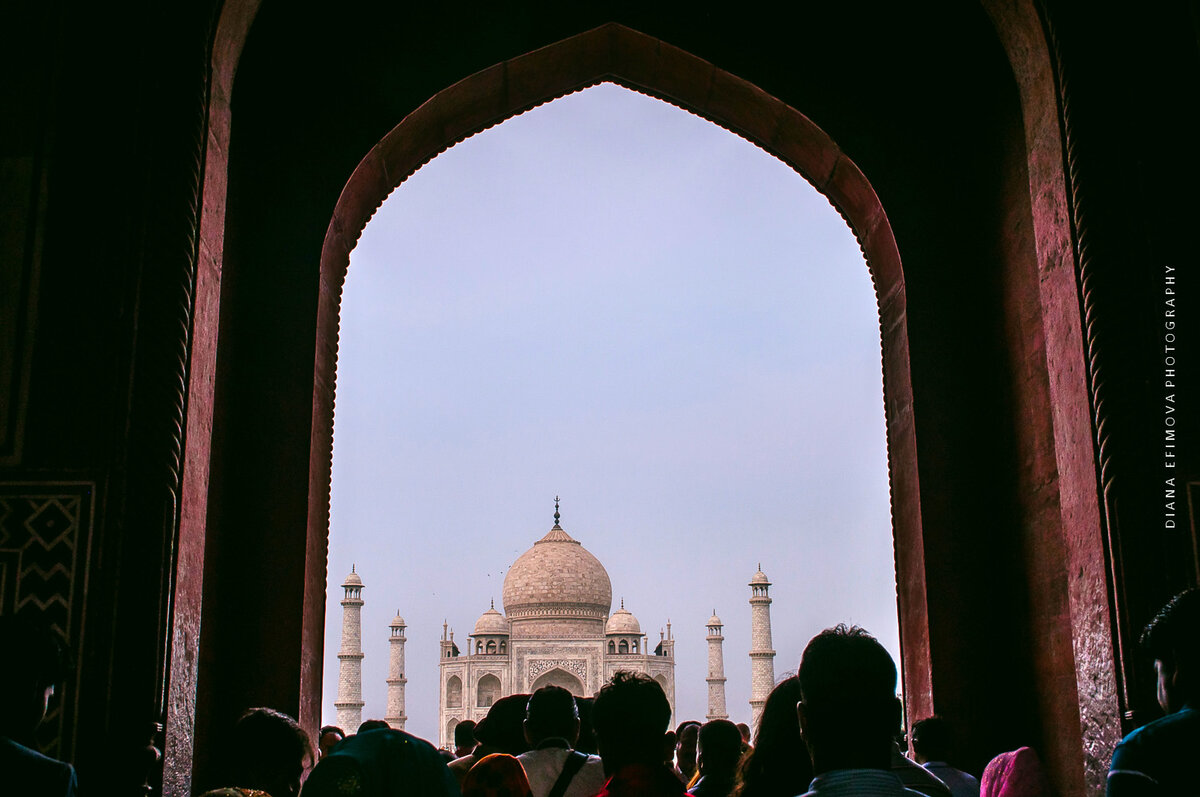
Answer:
[980,747,1053,797]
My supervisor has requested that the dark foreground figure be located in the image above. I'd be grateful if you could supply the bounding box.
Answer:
[796,625,923,797]
[201,707,313,797]
[733,676,812,797]
[687,719,742,797]
[1107,588,1200,796]
[0,614,77,797]
[592,671,684,797]
[516,685,606,797]
[909,717,979,797]
[302,727,460,797]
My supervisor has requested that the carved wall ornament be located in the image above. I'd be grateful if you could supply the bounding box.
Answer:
[528,659,587,682]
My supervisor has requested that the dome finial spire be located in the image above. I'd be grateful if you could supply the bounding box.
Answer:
[553,495,561,528]
[490,598,495,610]
[621,597,625,610]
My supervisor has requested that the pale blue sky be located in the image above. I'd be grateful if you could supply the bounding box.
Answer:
[324,82,898,744]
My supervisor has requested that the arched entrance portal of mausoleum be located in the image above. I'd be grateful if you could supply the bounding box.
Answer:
[531,670,586,695]
[174,7,1168,797]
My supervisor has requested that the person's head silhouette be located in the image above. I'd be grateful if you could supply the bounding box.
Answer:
[591,671,673,774]
[1140,587,1200,713]
[221,707,312,797]
[696,719,743,780]
[523,685,580,747]
[796,624,900,774]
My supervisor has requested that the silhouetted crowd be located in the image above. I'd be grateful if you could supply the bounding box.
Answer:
[3,589,1199,796]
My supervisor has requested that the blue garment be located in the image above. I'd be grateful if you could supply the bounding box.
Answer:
[800,769,927,797]
[0,736,78,797]
[921,763,978,797]
[687,774,735,797]
[1107,705,1200,796]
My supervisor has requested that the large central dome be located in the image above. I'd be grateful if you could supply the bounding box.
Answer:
[502,521,613,623]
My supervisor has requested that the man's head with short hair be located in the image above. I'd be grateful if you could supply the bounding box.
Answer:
[226,707,313,797]
[796,624,900,773]
[357,718,390,734]
[524,685,580,746]
[697,719,744,778]
[454,719,478,756]
[909,717,951,764]
[1141,588,1200,712]
[591,671,673,773]
[675,720,701,776]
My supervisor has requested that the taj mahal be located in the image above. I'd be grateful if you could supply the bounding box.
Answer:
[332,502,777,749]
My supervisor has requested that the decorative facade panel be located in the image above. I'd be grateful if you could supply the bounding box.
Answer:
[0,482,94,761]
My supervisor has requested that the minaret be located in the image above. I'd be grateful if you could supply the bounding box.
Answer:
[748,565,775,727]
[335,566,365,731]
[385,610,407,729]
[705,610,729,720]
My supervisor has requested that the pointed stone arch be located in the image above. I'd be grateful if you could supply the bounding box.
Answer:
[317,16,921,719]
[180,6,1132,795]
[530,668,585,696]
[477,674,502,707]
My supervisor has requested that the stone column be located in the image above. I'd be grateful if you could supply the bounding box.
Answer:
[335,567,365,731]
[705,612,728,720]
[748,566,775,728]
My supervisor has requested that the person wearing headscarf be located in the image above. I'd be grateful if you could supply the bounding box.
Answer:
[980,747,1052,797]
[462,753,533,797]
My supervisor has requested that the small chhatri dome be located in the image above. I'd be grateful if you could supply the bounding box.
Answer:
[472,604,509,636]
[708,611,723,626]
[750,565,770,585]
[343,566,363,587]
[390,610,406,627]
[502,498,613,621]
[606,600,642,634]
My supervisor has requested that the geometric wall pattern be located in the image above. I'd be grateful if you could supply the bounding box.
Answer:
[0,482,94,760]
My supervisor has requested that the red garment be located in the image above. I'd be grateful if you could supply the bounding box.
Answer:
[594,763,689,797]
[980,747,1052,797]
[463,753,534,797]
